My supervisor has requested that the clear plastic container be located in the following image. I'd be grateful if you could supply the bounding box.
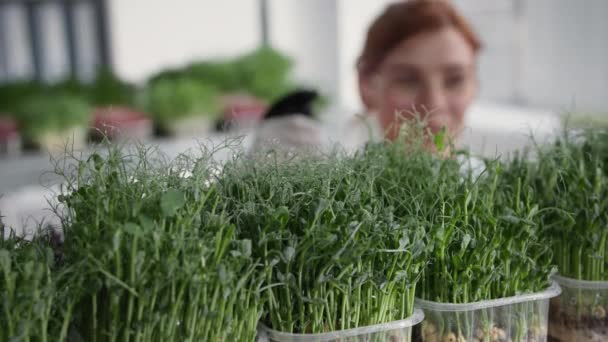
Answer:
[549,274,608,342]
[414,282,561,342]
[257,308,424,342]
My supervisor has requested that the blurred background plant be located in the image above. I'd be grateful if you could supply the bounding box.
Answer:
[11,93,91,151]
[139,77,221,136]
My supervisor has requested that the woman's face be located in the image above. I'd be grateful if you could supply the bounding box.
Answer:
[361,27,478,141]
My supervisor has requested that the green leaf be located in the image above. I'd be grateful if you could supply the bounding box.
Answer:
[218,264,229,284]
[88,153,104,171]
[113,231,122,252]
[283,246,295,263]
[240,239,252,258]
[461,233,472,250]
[0,249,10,272]
[123,222,141,236]
[398,237,410,250]
[160,189,186,217]
[275,206,290,227]
[433,126,447,151]
[139,215,155,232]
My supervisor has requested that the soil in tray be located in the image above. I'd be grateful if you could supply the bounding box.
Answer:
[548,312,608,342]
[413,323,543,342]
[549,299,608,342]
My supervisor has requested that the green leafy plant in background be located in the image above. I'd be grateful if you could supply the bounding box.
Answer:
[1,69,135,111]
[563,112,608,130]
[49,69,136,107]
[1,47,307,139]
[12,93,91,147]
[48,77,89,98]
[146,46,296,104]
[0,81,44,114]
[185,60,243,93]
[88,68,137,107]
[236,46,294,102]
[139,77,221,134]
[146,67,184,85]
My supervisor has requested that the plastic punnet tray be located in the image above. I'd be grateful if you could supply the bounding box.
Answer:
[258,308,424,342]
[414,282,561,342]
[549,274,608,342]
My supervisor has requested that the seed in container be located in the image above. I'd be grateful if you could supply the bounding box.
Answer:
[490,325,507,341]
[593,305,607,319]
[442,332,465,342]
[421,321,438,341]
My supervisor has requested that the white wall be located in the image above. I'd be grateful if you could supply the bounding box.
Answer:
[452,0,521,104]
[74,2,100,81]
[264,0,397,113]
[107,0,261,82]
[336,0,394,112]
[454,0,608,113]
[267,0,339,101]
[522,0,608,113]
[38,3,70,82]
[1,4,34,81]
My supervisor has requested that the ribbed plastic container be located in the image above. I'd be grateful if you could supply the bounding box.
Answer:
[549,275,608,342]
[414,282,561,342]
[258,308,424,342]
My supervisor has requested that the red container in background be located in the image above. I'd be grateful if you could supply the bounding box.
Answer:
[220,93,267,130]
[0,115,21,156]
[91,106,153,142]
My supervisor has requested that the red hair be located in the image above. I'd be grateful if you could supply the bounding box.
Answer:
[357,0,481,77]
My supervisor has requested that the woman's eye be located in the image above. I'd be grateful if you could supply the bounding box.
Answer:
[394,76,420,87]
[445,74,465,89]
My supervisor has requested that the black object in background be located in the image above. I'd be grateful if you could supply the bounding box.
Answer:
[214,89,320,132]
[263,89,319,120]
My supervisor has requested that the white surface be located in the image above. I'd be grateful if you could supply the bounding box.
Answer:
[107,0,261,82]
[465,102,558,134]
[1,184,62,239]
[460,101,560,157]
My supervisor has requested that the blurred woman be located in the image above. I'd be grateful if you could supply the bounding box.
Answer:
[252,0,482,153]
[357,0,480,141]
